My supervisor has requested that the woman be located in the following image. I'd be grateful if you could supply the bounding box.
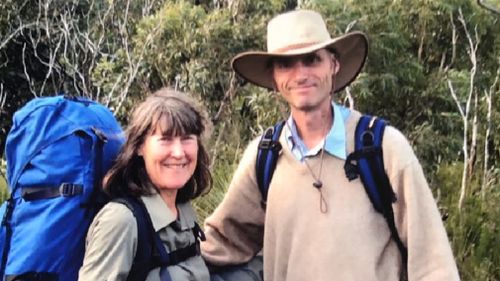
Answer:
[79,88,212,281]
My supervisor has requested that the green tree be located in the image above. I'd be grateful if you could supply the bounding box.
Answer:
[0,1,498,279]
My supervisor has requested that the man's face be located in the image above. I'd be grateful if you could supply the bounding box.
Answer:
[272,49,339,112]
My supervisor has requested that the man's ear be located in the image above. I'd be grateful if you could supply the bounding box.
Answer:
[332,57,340,75]
[271,79,279,93]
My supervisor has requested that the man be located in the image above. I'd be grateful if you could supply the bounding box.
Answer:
[201,9,460,281]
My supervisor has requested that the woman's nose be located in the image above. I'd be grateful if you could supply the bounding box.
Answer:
[170,139,185,158]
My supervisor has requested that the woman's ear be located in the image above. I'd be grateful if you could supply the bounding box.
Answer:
[137,144,144,157]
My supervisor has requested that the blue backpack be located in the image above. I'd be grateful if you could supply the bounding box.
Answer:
[256,115,408,271]
[0,95,206,281]
[0,95,125,281]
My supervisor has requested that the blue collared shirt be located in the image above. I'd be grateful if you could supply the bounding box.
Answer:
[285,102,350,161]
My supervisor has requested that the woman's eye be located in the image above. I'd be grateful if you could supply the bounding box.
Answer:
[159,136,173,142]
[181,134,197,142]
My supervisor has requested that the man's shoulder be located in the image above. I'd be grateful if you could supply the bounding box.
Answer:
[344,110,416,161]
[343,110,408,145]
[382,123,420,173]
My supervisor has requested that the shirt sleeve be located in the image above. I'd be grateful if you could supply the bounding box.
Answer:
[384,126,460,281]
[201,137,265,266]
[79,202,138,281]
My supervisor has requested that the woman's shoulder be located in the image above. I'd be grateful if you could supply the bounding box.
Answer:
[89,200,138,236]
[81,200,139,280]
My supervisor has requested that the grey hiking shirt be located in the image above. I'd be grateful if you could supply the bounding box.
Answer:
[79,191,209,281]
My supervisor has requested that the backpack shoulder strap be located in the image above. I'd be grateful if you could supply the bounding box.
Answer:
[113,196,164,281]
[114,197,205,281]
[344,115,408,272]
[255,121,286,209]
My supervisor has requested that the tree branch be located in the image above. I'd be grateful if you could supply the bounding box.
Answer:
[482,60,499,196]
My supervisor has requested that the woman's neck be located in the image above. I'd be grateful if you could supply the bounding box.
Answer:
[159,189,178,218]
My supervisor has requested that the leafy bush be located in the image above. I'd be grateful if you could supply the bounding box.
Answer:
[435,164,500,281]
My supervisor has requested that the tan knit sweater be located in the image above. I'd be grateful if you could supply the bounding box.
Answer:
[201,110,460,281]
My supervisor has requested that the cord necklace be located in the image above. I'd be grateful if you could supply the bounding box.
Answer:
[287,122,329,213]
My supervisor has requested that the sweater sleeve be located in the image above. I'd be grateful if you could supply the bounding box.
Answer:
[384,126,460,281]
[201,137,265,266]
[79,202,137,281]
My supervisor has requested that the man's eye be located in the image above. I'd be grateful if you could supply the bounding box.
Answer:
[274,58,293,69]
[303,54,321,66]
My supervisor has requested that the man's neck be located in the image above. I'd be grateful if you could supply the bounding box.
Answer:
[291,102,333,149]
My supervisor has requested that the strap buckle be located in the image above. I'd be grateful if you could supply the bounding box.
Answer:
[59,183,83,197]
[344,158,359,181]
[258,127,280,150]
[91,127,108,142]
[193,223,206,242]
[1,198,14,226]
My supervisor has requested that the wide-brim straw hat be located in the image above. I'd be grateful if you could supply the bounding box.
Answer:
[231,10,368,93]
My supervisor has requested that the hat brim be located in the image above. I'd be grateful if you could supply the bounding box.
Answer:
[231,31,368,93]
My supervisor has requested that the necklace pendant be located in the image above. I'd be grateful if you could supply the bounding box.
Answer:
[313,180,323,189]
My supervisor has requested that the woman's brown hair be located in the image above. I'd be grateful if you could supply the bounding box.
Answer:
[103,88,212,203]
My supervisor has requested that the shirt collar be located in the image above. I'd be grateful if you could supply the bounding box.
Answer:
[285,102,350,161]
[141,191,196,232]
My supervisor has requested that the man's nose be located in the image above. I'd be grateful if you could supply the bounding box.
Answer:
[291,61,310,79]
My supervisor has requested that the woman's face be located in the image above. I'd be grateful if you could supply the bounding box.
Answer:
[139,127,198,192]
